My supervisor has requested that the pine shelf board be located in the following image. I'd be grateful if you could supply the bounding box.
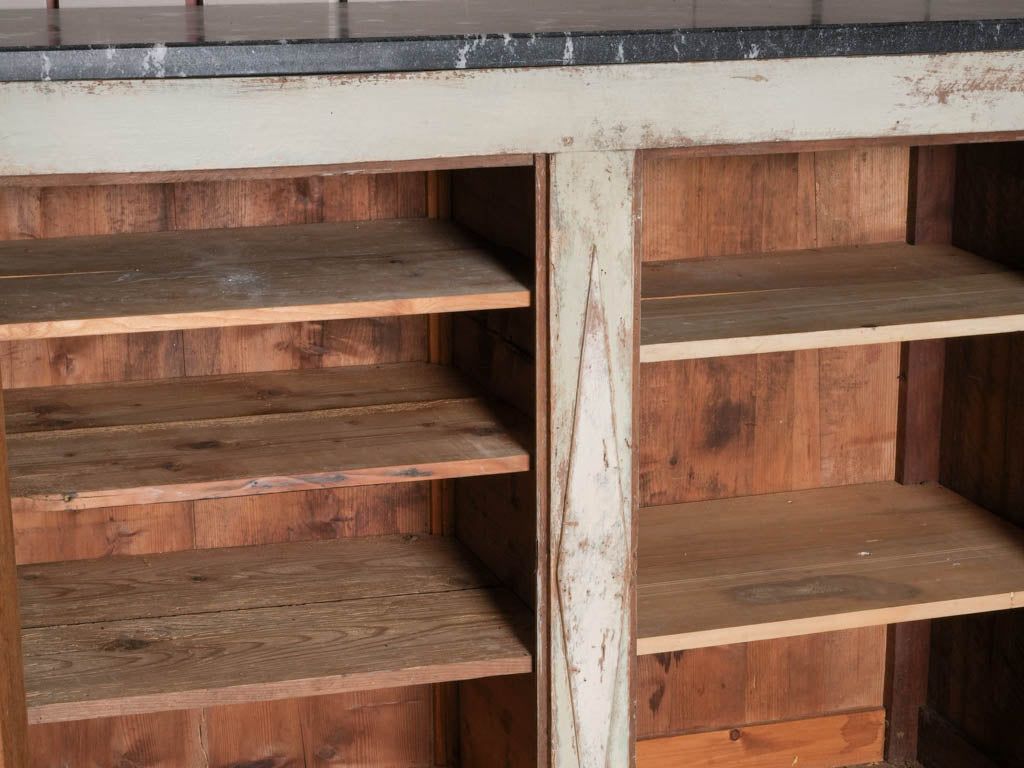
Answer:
[4,362,530,511]
[0,218,530,341]
[18,534,533,723]
[640,243,1024,362]
[638,482,1024,655]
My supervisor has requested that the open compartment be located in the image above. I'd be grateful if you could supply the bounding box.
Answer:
[0,157,546,767]
[633,142,1024,768]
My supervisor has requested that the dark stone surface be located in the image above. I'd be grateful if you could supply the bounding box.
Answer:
[2,0,1024,81]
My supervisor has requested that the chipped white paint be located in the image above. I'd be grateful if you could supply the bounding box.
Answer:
[4,50,1024,175]
[549,151,635,768]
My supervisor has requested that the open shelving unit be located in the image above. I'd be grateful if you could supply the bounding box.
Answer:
[0,159,546,767]
[633,142,1024,768]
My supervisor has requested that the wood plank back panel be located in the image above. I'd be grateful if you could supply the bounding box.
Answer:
[929,141,1024,768]
[0,173,441,766]
[886,143,957,765]
[450,163,544,768]
[637,146,908,745]
[637,628,886,737]
[0,381,28,768]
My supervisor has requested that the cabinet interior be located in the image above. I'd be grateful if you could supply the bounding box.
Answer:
[635,141,1024,768]
[0,161,544,768]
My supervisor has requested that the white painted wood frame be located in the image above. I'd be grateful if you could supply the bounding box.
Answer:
[3,51,1024,176]
[548,151,637,768]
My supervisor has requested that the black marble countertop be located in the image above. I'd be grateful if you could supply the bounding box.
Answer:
[2,0,1024,82]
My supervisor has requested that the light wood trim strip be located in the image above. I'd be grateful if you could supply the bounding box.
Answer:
[637,709,886,768]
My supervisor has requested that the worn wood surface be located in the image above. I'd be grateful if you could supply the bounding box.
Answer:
[0,218,529,341]
[4,51,1024,174]
[885,621,932,764]
[549,151,636,768]
[636,146,904,753]
[638,482,1024,654]
[930,141,1024,768]
[637,709,886,768]
[21,535,532,723]
[885,144,957,767]
[461,673,537,768]
[640,243,1024,362]
[639,344,899,505]
[1,171,444,766]
[0,382,28,768]
[449,162,546,768]
[895,339,946,486]
[0,153,534,188]
[18,533,499,628]
[4,361,476,433]
[6,363,529,511]
[637,627,886,738]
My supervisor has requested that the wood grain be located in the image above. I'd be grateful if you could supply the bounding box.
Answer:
[460,673,537,768]
[640,243,1024,362]
[0,219,529,341]
[886,144,956,766]
[637,628,886,737]
[637,709,886,768]
[548,151,636,768]
[638,345,897,506]
[27,709,204,768]
[20,535,532,724]
[0,382,28,768]
[192,483,429,549]
[4,361,476,434]
[636,145,904,751]
[884,620,931,763]
[18,533,499,628]
[639,482,1024,654]
[2,170,444,766]
[6,363,529,511]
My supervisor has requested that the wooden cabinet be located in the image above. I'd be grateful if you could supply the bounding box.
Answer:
[2,31,1024,768]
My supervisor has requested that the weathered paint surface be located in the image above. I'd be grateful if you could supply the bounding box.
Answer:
[549,151,635,768]
[4,51,1024,175]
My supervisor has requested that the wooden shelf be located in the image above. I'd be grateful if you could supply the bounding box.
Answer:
[18,534,533,723]
[0,218,530,341]
[640,243,1024,362]
[5,362,530,511]
[638,482,1024,655]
